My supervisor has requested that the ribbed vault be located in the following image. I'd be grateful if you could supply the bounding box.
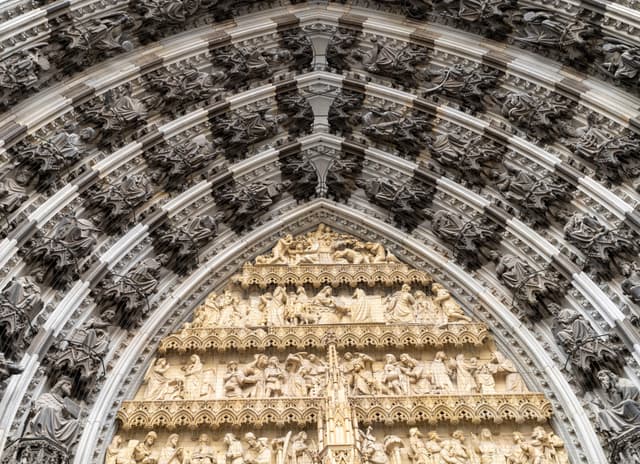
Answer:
[1,2,640,464]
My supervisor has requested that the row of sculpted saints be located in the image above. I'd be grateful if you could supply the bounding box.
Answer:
[255,225,399,266]
[187,283,472,328]
[107,430,317,464]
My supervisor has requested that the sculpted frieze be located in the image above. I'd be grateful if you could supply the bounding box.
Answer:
[26,214,98,288]
[214,181,288,233]
[495,254,566,319]
[153,214,221,275]
[494,161,573,227]
[93,255,166,328]
[0,276,42,362]
[431,211,500,269]
[358,177,434,230]
[84,174,154,234]
[428,133,503,187]
[563,214,636,278]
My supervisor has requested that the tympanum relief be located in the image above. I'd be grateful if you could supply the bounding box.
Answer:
[110,226,569,464]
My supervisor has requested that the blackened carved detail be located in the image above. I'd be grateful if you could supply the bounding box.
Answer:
[491,90,574,142]
[45,319,111,398]
[0,44,52,111]
[133,0,204,42]
[428,133,503,187]
[153,215,221,275]
[94,256,166,329]
[215,181,289,232]
[326,28,360,72]
[211,45,271,90]
[146,66,224,114]
[495,161,573,227]
[0,277,42,362]
[355,38,431,87]
[280,155,319,202]
[26,215,98,288]
[495,254,566,319]
[145,137,219,191]
[563,214,636,278]
[424,64,501,112]
[622,263,640,304]
[361,108,432,158]
[280,29,314,71]
[211,108,279,160]
[0,178,27,217]
[553,307,624,388]
[431,211,500,269]
[328,90,364,135]
[83,174,153,234]
[325,155,364,202]
[276,93,314,137]
[600,38,640,87]
[358,177,434,230]
[437,0,517,39]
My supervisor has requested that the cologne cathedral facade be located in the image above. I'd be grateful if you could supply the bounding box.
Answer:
[0,2,639,464]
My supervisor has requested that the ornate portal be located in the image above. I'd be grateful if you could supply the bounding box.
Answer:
[107,226,568,464]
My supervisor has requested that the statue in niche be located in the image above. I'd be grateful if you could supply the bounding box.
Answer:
[431,284,472,324]
[264,356,285,397]
[24,377,81,448]
[430,351,454,393]
[471,429,499,464]
[158,434,186,464]
[439,430,472,464]
[182,354,215,400]
[192,433,216,464]
[379,354,407,395]
[554,307,623,385]
[454,354,478,394]
[133,431,158,463]
[358,427,390,464]
[489,351,528,393]
[385,284,416,323]
[398,354,431,395]
[342,352,377,395]
[474,361,497,394]
[287,431,316,464]
[225,433,245,464]
[595,369,640,439]
[244,433,272,464]
[143,358,183,401]
[350,288,371,322]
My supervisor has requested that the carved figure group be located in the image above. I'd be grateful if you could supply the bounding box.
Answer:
[143,355,215,401]
[384,283,471,325]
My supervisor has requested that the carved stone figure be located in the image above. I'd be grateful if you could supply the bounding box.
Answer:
[622,262,640,304]
[569,119,640,184]
[454,354,478,394]
[493,90,573,142]
[143,357,183,401]
[596,369,640,438]
[328,90,364,134]
[361,108,432,157]
[146,138,219,191]
[94,255,166,328]
[46,318,110,397]
[158,434,186,464]
[0,353,23,384]
[287,431,316,464]
[378,354,407,395]
[350,288,371,322]
[399,354,431,395]
[554,308,623,386]
[472,429,500,464]
[0,177,27,216]
[212,46,271,90]
[355,38,430,87]
[212,108,280,160]
[505,432,527,464]
[280,29,314,71]
[0,44,51,110]
[326,28,360,71]
[106,435,130,464]
[385,284,416,322]
[215,181,287,232]
[25,377,81,449]
[154,214,220,275]
[495,254,565,319]
[358,427,390,464]
[489,351,528,393]
[225,433,245,464]
[342,352,376,396]
[12,128,97,192]
[474,362,497,394]
[600,38,640,84]
[428,133,503,187]
[244,433,272,464]
[430,351,454,392]
[424,64,501,112]
[495,161,572,226]
[0,276,42,361]
[431,211,499,269]
[281,155,318,201]
[147,66,223,112]
[192,433,216,464]
[277,93,314,137]
[182,354,215,400]
[326,155,363,202]
[84,174,153,233]
[133,431,158,463]
[563,214,636,277]
[58,12,134,67]
[134,0,204,42]
[431,284,472,324]
[27,214,98,288]
[82,85,148,147]
[440,430,472,464]
[440,0,517,39]
[359,177,434,230]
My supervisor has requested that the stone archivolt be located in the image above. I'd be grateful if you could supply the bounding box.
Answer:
[109,226,567,464]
